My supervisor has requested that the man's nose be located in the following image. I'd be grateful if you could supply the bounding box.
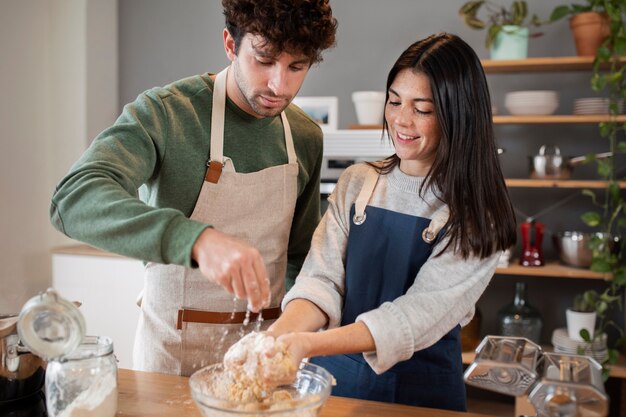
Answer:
[268,67,288,96]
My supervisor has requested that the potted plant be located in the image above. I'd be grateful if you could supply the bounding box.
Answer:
[577,0,626,373]
[566,290,600,341]
[547,0,614,56]
[459,0,543,60]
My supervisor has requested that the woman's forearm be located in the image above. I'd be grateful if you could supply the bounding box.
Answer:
[301,322,376,357]
[268,299,329,334]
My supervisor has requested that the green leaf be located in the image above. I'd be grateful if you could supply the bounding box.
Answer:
[599,122,611,137]
[511,1,527,25]
[580,328,591,341]
[597,46,612,61]
[581,211,602,227]
[614,268,626,286]
[465,16,487,29]
[591,258,612,273]
[607,348,620,365]
[550,5,571,22]
[486,25,501,48]
[609,182,620,202]
[597,159,611,177]
[459,0,485,16]
[615,37,626,56]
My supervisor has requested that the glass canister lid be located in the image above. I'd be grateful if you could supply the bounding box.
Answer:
[17,288,86,360]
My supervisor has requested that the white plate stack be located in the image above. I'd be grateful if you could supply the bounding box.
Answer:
[551,327,608,363]
[504,90,559,115]
[573,97,625,115]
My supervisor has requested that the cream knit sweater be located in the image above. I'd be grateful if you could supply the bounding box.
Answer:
[282,162,501,374]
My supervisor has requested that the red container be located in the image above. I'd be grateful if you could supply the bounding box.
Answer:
[520,220,544,267]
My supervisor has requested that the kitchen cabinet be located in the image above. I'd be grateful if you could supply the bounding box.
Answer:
[51,245,144,369]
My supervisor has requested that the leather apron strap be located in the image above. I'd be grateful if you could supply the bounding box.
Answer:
[206,67,296,183]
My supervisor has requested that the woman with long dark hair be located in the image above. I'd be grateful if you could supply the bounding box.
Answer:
[267,33,516,411]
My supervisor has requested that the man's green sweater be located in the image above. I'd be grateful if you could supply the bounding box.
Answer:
[50,73,323,285]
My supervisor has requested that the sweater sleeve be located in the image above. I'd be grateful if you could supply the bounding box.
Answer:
[356,246,500,374]
[49,89,209,266]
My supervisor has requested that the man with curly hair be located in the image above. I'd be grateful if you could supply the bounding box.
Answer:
[49,0,336,376]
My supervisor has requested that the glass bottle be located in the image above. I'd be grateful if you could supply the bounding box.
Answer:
[497,282,543,344]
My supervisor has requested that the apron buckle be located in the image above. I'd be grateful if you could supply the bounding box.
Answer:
[422,228,436,243]
[205,161,223,183]
[353,212,367,225]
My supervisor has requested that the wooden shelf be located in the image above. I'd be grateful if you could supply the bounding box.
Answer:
[494,114,626,124]
[505,179,626,189]
[348,114,626,130]
[496,261,611,280]
[481,56,626,73]
[462,347,626,379]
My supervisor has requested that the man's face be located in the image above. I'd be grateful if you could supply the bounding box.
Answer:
[224,30,311,118]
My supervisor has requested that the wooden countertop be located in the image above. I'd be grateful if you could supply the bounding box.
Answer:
[117,368,496,417]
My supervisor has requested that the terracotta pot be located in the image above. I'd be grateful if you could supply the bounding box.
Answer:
[569,12,610,57]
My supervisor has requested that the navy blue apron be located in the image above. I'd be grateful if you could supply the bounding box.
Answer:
[311,171,466,411]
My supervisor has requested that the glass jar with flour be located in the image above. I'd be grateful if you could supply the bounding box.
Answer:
[17,288,118,417]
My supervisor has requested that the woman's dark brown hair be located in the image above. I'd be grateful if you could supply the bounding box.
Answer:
[377,33,516,259]
[222,0,337,64]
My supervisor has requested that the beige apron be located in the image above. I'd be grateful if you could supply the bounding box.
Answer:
[133,67,299,376]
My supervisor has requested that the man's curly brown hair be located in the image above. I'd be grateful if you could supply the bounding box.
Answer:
[222,0,337,64]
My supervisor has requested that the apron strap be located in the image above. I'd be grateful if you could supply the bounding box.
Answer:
[280,112,297,164]
[206,67,296,183]
[206,67,229,183]
[353,167,379,225]
[422,205,449,243]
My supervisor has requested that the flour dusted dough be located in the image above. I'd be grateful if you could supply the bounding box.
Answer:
[223,332,297,403]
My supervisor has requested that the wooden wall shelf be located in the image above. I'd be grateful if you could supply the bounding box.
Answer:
[494,114,626,124]
[495,261,611,280]
[349,114,626,129]
[481,56,626,73]
[505,179,626,189]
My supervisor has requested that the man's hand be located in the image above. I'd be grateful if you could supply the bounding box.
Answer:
[192,228,270,312]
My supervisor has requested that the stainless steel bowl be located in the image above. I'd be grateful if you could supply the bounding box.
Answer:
[552,232,619,269]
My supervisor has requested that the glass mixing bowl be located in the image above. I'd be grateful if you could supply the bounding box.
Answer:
[189,361,332,417]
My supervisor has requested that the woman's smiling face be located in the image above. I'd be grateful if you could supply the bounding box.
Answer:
[385,69,442,177]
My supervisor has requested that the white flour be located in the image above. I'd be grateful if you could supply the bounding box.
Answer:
[54,373,118,417]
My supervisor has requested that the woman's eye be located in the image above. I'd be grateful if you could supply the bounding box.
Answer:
[415,108,433,115]
[388,101,400,107]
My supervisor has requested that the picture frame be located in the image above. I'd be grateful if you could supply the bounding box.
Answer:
[292,96,338,132]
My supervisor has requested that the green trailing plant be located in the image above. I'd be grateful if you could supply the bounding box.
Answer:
[548,0,615,23]
[565,0,626,378]
[459,0,543,48]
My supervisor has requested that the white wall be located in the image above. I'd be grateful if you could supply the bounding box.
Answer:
[0,0,118,314]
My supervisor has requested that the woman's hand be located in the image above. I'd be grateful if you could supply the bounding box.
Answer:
[261,332,313,386]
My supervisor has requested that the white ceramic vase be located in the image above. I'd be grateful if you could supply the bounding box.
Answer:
[566,308,596,341]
